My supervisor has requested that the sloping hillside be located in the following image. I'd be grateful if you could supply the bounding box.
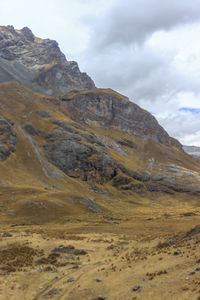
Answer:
[0,81,200,224]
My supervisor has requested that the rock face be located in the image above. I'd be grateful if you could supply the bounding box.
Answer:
[0,25,95,95]
[61,89,182,150]
[0,116,17,161]
[44,121,117,184]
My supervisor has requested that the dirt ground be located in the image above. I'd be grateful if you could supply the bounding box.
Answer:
[1,205,200,300]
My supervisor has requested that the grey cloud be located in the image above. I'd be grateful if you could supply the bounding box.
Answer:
[82,43,199,105]
[82,45,169,100]
[92,0,200,48]
[77,0,200,145]
[79,0,200,105]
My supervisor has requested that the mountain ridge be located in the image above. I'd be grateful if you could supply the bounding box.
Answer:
[0,26,200,223]
[0,25,95,95]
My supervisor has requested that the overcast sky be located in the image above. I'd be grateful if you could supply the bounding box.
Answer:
[1,0,200,145]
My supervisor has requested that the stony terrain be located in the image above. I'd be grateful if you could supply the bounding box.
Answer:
[1,26,200,299]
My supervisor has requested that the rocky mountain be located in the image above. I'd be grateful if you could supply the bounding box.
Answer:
[60,89,182,149]
[0,26,200,223]
[0,25,95,95]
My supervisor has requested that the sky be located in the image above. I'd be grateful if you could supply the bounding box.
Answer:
[1,0,200,145]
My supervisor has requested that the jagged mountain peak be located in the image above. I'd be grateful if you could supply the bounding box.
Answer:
[0,25,95,95]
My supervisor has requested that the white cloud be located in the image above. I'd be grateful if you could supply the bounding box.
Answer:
[88,0,200,49]
[157,110,200,146]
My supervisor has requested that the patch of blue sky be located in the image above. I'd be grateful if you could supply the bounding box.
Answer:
[179,107,200,114]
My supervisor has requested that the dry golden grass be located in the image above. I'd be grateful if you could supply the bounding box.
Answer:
[0,208,200,299]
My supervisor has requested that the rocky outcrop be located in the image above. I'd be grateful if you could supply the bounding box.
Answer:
[43,121,117,184]
[0,25,95,95]
[112,163,200,195]
[61,89,182,150]
[35,111,52,118]
[0,116,17,161]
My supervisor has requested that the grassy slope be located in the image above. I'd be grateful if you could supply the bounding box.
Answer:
[0,81,200,225]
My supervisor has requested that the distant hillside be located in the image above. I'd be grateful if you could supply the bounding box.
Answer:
[183,145,200,158]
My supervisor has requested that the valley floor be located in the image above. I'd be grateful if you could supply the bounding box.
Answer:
[1,205,200,300]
